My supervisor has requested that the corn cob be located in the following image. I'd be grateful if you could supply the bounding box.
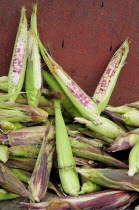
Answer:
[107,128,139,152]
[0,163,32,199]
[76,167,139,191]
[39,41,99,123]
[8,7,28,102]
[70,136,128,168]
[92,39,129,113]
[6,157,36,171]
[28,124,55,202]
[128,141,139,176]
[0,102,48,123]
[20,189,138,210]
[26,4,42,107]
[75,117,125,139]
[9,145,39,158]
[79,180,103,194]
[42,70,81,118]
[11,168,31,183]
[54,99,80,195]
[0,145,9,163]
[0,189,19,201]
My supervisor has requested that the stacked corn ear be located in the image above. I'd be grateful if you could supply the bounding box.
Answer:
[25,4,42,107]
[92,38,129,113]
[8,7,28,102]
[54,99,80,195]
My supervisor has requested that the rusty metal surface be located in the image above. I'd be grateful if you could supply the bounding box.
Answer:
[0,0,139,106]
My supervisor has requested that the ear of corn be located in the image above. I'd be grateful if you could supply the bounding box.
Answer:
[11,168,31,183]
[122,110,139,127]
[0,103,48,123]
[0,189,19,201]
[20,189,138,210]
[107,128,139,152]
[105,105,131,114]
[74,116,125,139]
[25,4,42,107]
[6,125,55,146]
[92,39,129,113]
[42,70,81,118]
[128,142,139,176]
[0,145,9,163]
[79,180,103,194]
[70,136,128,168]
[28,124,55,202]
[9,145,40,158]
[0,163,32,199]
[54,99,80,195]
[39,41,100,123]
[8,7,28,102]
[0,121,24,131]
[6,156,36,171]
[76,167,139,191]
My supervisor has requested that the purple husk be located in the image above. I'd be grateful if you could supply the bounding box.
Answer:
[20,189,138,210]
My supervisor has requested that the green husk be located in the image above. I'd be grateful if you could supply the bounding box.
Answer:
[28,124,55,202]
[39,41,99,123]
[54,99,80,195]
[6,156,36,171]
[0,102,48,123]
[79,180,103,194]
[0,189,19,201]
[92,39,129,113]
[11,168,31,183]
[0,145,9,163]
[42,70,81,118]
[9,145,40,158]
[105,105,131,114]
[75,117,125,139]
[25,4,42,107]
[0,163,32,199]
[122,110,139,127]
[70,136,128,168]
[0,121,24,131]
[8,7,28,102]
[76,167,139,191]
[128,142,139,176]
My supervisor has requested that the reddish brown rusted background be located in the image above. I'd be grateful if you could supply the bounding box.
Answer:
[0,0,139,106]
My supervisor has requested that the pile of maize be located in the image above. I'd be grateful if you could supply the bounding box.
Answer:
[0,3,139,210]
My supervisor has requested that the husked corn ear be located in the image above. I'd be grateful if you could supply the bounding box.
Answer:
[26,4,42,107]
[39,41,100,123]
[54,99,80,195]
[8,7,28,102]
[92,39,129,113]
